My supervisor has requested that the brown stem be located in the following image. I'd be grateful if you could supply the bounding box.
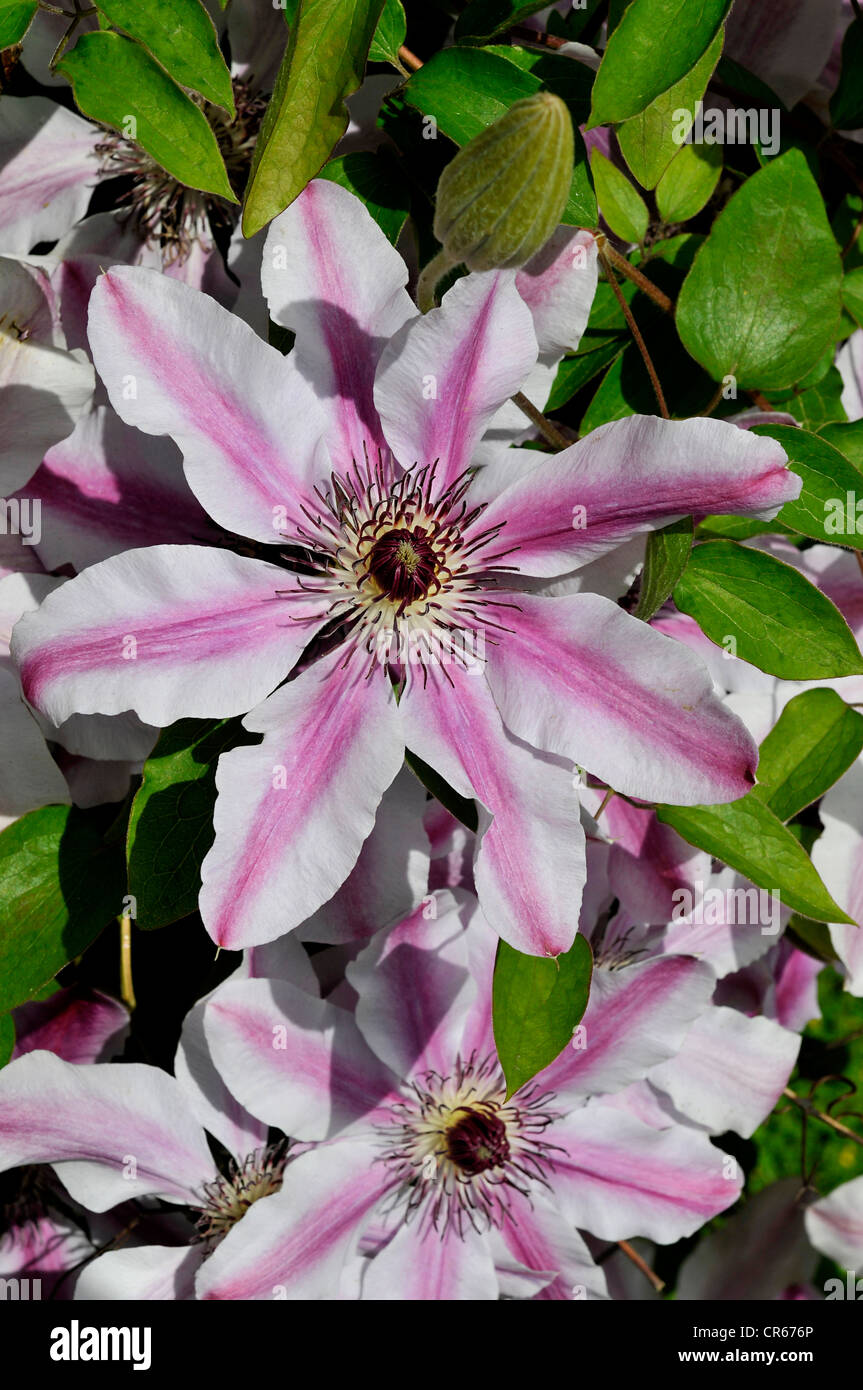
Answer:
[600,239,674,315]
[398,44,423,71]
[509,24,568,51]
[749,390,775,412]
[699,380,727,417]
[782,1086,863,1148]
[598,247,669,418]
[119,914,136,1012]
[617,1240,666,1293]
[511,390,572,451]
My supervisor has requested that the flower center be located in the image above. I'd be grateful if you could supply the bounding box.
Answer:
[366,526,440,604]
[378,1053,558,1237]
[445,1108,511,1175]
[194,1141,289,1247]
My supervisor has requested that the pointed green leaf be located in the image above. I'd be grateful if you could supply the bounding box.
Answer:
[0,2,36,47]
[656,797,855,925]
[0,804,127,1015]
[634,516,693,621]
[752,423,863,549]
[753,689,863,823]
[493,933,593,1099]
[242,0,385,236]
[590,148,649,243]
[655,140,722,222]
[618,28,723,190]
[95,0,234,113]
[588,0,731,127]
[57,31,235,201]
[673,541,863,680]
[369,0,405,64]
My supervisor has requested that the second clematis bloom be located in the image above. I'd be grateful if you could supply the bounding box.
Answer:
[12,181,800,956]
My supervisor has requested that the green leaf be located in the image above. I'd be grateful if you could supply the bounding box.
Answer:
[493,932,593,1099]
[0,1013,14,1069]
[368,0,405,64]
[656,798,855,925]
[842,266,863,328]
[820,418,863,469]
[634,516,693,621]
[242,0,385,236]
[696,514,791,542]
[405,750,478,833]
[590,148,648,243]
[753,689,863,823]
[617,28,723,190]
[770,367,848,432]
[673,540,863,680]
[57,31,235,201]
[785,914,840,965]
[0,805,127,1015]
[655,140,722,223]
[95,0,234,113]
[319,149,410,244]
[455,0,551,43]
[0,2,36,46]
[831,16,863,131]
[403,47,597,228]
[127,718,259,930]
[752,423,863,550]
[546,339,624,410]
[588,0,731,127]
[676,149,842,392]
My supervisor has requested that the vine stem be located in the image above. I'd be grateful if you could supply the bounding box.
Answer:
[599,238,674,315]
[598,244,670,418]
[398,44,423,71]
[596,1239,666,1293]
[511,390,571,451]
[782,1086,863,1148]
[119,914,136,1012]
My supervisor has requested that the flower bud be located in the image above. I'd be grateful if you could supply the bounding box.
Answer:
[433,91,574,271]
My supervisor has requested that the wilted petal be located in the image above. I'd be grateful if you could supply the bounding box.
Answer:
[677,1178,816,1300]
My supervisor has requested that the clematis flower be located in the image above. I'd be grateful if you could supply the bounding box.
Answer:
[13,181,799,956]
[805,1173,863,1273]
[193,887,746,1300]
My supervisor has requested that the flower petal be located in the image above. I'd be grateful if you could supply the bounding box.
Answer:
[811,760,863,995]
[200,653,404,949]
[473,415,798,577]
[88,266,331,543]
[805,1174,863,1271]
[12,986,128,1065]
[0,96,99,254]
[202,976,398,1141]
[399,665,586,956]
[549,1106,742,1243]
[27,407,219,572]
[299,767,430,945]
[12,545,322,728]
[485,593,758,803]
[496,1190,609,1301]
[174,1000,269,1164]
[375,269,538,490]
[0,1051,216,1210]
[539,955,716,1104]
[677,1178,816,1300]
[347,889,477,1080]
[649,1007,800,1138]
[361,1219,498,1300]
[196,1140,395,1300]
[75,1245,205,1302]
[262,179,415,463]
[515,227,598,356]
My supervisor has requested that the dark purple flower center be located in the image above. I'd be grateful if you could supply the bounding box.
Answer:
[366,526,439,604]
[445,1108,511,1175]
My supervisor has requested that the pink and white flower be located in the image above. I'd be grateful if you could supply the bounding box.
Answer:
[193,888,748,1300]
[12,181,799,956]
